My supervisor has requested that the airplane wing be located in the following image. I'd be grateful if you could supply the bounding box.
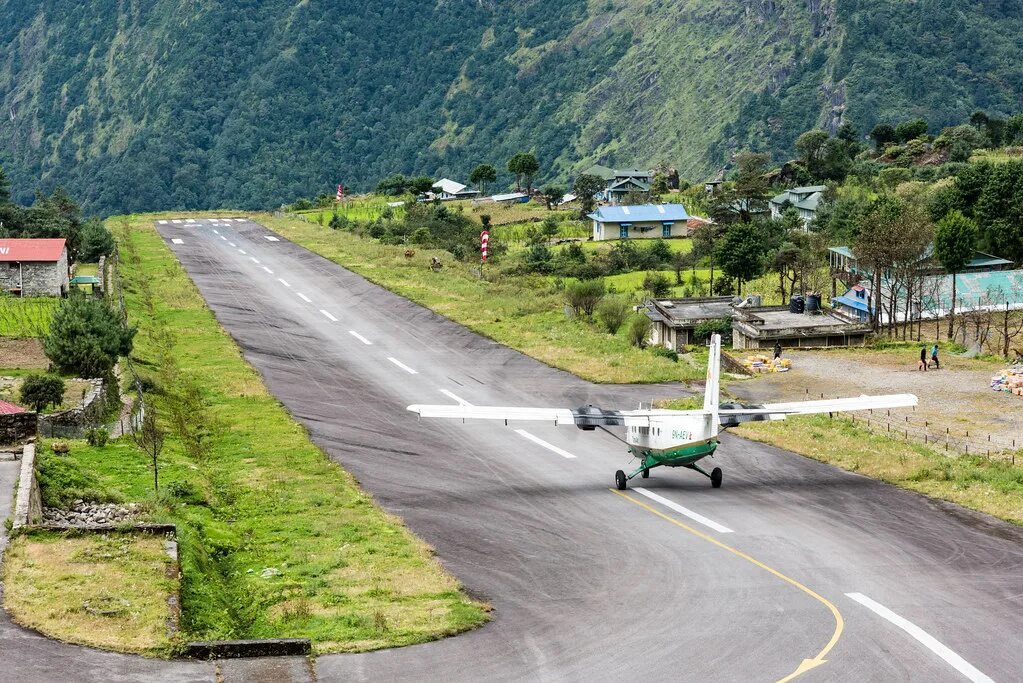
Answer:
[406,404,657,428]
[717,393,917,417]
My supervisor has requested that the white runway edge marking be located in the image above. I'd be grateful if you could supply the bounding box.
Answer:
[514,429,577,459]
[264,235,280,241]
[845,593,993,683]
[171,238,184,245]
[262,266,273,274]
[250,257,260,264]
[277,278,291,287]
[320,310,338,322]
[349,330,372,345]
[439,389,471,406]
[387,357,418,374]
[297,292,311,303]
[633,488,734,534]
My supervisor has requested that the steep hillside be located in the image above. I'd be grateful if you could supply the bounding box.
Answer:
[1,0,1021,214]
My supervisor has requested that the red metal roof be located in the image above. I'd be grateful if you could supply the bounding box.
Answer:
[0,400,26,415]
[0,239,67,262]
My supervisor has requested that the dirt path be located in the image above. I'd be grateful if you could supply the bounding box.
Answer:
[728,347,1023,447]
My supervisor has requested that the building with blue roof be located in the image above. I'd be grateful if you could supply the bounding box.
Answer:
[587,204,691,241]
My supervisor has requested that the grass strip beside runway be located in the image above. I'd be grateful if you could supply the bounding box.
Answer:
[19,216,488,654]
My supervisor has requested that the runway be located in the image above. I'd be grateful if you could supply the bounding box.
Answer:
[3,215,1021,682]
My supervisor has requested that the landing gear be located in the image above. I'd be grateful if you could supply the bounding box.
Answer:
[710,467,723,489]
[641,468,649,479]
[615,470,628,490]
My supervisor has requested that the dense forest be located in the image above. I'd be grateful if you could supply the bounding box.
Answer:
[1,0,1022,215]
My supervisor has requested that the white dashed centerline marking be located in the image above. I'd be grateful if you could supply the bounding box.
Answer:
[297,293,311,303]
[514,429,577,459]
[320,310,338,322]
[439,389,471,406]
[238,249,246,255]
[228,242,237,247]
[250,257,260,264]
[213,229,220,234]
[264,236,279,242]
[171,239,184,245]
[348,330,372,345]
[633,488,734,534]
[219,236,227,241]
[845,593,993,683]
[387,357,417,374]
[277,278,290,287]
[262,266,274,275]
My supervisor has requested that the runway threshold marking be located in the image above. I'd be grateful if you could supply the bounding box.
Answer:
[387,357,418,374]
[171,238,184,245]
[158,220,168,224]
[845,593,993,683]
[610,489,843,682]
[320,310,338,322]
[514,429,577,459]
[349,330,373,345]
[439,389,471,405]
[632,487,733,533]
[264,235,280,241]
[297,292,312,303]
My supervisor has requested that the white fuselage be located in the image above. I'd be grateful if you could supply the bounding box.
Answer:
[624,412,718,452]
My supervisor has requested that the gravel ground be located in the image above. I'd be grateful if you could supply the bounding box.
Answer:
[728,347,1023,443]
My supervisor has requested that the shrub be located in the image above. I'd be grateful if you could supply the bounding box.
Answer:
[627,314,652,348]
[596,296,631,334]
[19,373,65,413]
[85,428,109,447]
[78,219,115,261]
[565,279,605,316]
[642,271,672,297]
[651,345,679,362]
[694,317,733,344]
[367,222,386,239]
[328,214,350,230]
[43,297,135,378]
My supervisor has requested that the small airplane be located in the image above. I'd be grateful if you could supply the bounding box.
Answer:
[408,334,917,490]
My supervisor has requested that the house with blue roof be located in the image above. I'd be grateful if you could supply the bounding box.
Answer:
[587,204,691,241]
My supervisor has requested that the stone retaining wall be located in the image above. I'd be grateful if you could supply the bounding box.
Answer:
[12,444,41,529]
[38,378,110,438]
[0,412,39,445]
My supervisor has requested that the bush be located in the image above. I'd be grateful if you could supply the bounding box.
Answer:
[642,272,672,297]
[694,317,733,343]
[328,214,350,230]
[43,297,135,378]
[78,219,115,261]
[627,314,652,348]
[565,279,605,316]
[651,345,678,362]
[19,373,65,413]
[85,428,109,447]
[367,222,386,239]
[596,296,631,334]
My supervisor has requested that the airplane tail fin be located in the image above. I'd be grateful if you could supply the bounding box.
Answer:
[703,333,721,414]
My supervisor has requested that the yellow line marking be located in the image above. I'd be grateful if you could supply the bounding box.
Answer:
[610,489,844,681]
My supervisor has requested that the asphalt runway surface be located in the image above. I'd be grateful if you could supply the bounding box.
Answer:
[3,216,1022,682]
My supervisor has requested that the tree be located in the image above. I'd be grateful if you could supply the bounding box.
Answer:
[469,164,497,197]
[709,152,770,225]
[869,124,897,151]
[78,218,115,262]
[895,118,929,143]
[692,223,719,292]
[0,165,9,205]
[651,172,669,196]
[565,279,605,316]
[642,272,672,297]
[716,223,765,292]
[376,173,409,196]
[542,185,565,210]
[409,176,436,196]
[796,130,830,177]
[627,314,652,348]
[935,210,978,339]
[19,373,65,413]
[507,152,540,193]
[573,174,605,217]
[43,297,135,378]
[131,403,165,494]
[596,296,631,334]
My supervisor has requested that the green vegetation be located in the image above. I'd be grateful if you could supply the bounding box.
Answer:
[18,373,65,413]
[43,297,135,378]
[736,415,1023,526]
[0,298,59,337]
[3,532,179,654]
[25,216,489,653]
[4,3,1023,214]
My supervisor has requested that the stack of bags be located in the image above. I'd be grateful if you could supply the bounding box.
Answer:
[990,366,1023,396]
[744,355,792,373]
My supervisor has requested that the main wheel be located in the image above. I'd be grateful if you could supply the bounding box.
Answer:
[615,470,628,490]
[710,467,723,489]
[641,468,650,479]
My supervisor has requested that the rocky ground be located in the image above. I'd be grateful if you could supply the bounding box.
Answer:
[42,501,143,527]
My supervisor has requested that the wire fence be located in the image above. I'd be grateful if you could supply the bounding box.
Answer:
[107,249,147,435]
[801,389,1022,464]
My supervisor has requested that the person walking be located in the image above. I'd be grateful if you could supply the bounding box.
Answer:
[919,347,927,371]
[774,341,782,360]
[931,344,939,370]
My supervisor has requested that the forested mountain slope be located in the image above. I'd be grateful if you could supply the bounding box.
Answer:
[1,0,1021,214]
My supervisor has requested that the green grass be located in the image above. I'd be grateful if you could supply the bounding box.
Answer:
[260,214,704,384]
[75,263,99,277]
[0,297,58,337]
[26,215,490,654]
[736,415,1023,525]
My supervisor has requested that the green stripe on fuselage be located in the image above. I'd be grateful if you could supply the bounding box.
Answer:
[631,439,718,468]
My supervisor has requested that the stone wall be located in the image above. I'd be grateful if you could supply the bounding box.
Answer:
[38,378,110,438]
[0,254,69,297]
[0,412,39,445]
[12,444,41,529]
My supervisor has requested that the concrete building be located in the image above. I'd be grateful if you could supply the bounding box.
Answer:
[588,204,691,241]
[731,305,871,350]
[430,178,480,201]
[0,239,70,297]
[644,297,735,351]
[581,165,653,204]
[770,186,826,228]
